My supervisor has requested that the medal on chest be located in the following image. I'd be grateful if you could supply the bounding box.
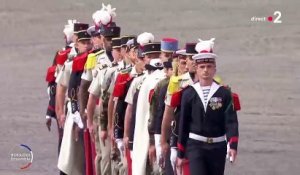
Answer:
[209,97,223,110]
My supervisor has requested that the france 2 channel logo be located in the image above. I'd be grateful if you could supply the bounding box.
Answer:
[251,11,282,24]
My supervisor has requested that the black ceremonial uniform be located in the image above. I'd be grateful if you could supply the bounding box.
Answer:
[68,52,89,115]
[113,68,134,139]
[177,82,239,175]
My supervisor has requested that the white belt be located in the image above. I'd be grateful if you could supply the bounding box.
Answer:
[189,133,226,143]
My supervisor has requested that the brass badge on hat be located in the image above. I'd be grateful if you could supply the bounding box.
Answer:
[209,97,223,110]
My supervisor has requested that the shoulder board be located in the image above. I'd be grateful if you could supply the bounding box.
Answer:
[94,49,105,56]
[46,65,56,83]
[56,48,71,65]
[72,52,89,72]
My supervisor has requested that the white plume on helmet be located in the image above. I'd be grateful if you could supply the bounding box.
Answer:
[137,32,155,46]
[63,19,77,44]
[195,38,215,53]
[92,3,117,27]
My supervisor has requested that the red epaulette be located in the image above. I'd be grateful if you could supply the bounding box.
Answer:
[56,48,72,65]
[222,85,241,111]
[72,52,89,72]
[232,93,241,111]
[126,76,134,82]
[170,90,182,107]
[45,65,56,83]
[148,89,155,103]
[112,73,131,97]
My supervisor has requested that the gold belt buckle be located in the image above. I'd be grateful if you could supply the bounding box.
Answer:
[207,138,213,144]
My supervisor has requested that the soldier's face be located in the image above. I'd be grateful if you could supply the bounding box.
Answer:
[129,48,138,64]
[164,67,173,77]
[178,58,188,75]
[112,48,122,62]
[91,35,102,49]
[186,55,196,73]
[135,58,145,73]
[160,52,172,62]
[76,39,91,53]
[72,34,78,44]
[101,36,112,51]
[121,47,127,58]
[196,62,216,81]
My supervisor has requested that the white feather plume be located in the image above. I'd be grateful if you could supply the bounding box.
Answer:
[63,19,77,44]
[92,3,116,26]
[101,3,106,11]
[92,10,102,26]
[99,10,112,25]
[105,4,117,19]
[137,32,155,46]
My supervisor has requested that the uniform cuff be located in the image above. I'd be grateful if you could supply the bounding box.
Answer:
[229,136,238,150]
[178,151,185,159]
[149,134,155,146]
[100,121,107,131]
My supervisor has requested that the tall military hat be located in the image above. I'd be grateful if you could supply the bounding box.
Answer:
[174,49,187,60]
[126,38,139,50]
[161,38,178,53]
[87,25,102,37]
[192,38,217,63]
[185,43,197,55]
[112,37,122,49]
[100,24,121,38]
[121,36,136,47]
[137,46,144,59]
[77,30,91,41]
[175,49,186,55]
[73,23,89,34]
[142,42,161,55]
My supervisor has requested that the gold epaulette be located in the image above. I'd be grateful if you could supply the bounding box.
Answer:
[213,75,223,84]
[167,75,181,94]
[85,50,105,70]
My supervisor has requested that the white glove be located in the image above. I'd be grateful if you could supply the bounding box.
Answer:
[47,87,50,100]
[226,143,233,162]
[154,134,162,164]
[71,111,84,129]
[116,139,125,157]
[170,147,177,172]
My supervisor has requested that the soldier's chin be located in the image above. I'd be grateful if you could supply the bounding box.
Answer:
[202,75,212,80]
